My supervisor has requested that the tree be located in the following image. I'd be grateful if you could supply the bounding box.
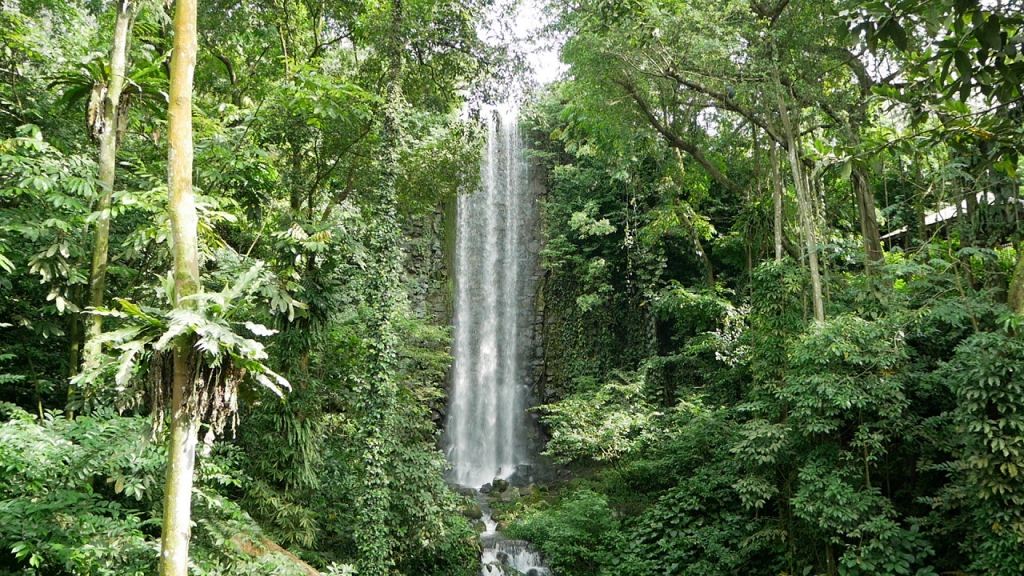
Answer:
[159,0,200,571]
[554,0,889,287]
[2,0,492,573]
[353,2,405,573]
[853,0,1024,306]
[773,65,824,322]
[82,0,140,376]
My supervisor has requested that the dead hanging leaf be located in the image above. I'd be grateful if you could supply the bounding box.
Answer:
[147,345,241,442]
[116,92,132,145]
[87,82,108,140]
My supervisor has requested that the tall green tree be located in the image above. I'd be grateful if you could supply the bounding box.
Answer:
[353,2,405,573]
[82,0,140,375]
[159,0,200,571]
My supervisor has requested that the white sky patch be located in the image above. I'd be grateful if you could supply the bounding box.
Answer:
[512,0,566,86]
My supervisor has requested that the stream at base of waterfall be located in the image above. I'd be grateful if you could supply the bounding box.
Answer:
[444,106,551,575]
[477,491,549,576]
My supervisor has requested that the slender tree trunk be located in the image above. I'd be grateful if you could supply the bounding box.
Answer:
[1008,248,1024,315]
[670,197,715,288]
[68,314,81,374]
[770,141,784,262]
[83,0,136,370]
[775,72,824,322]
[912,153,926,244]
[158,0,200,573]
[852,165,883,267]
[809,173,831,302]
[68,284,82,378]
[748,127,757,281]
[697,234,715,289]
[354,1,404,574]
[214,54,241,107]
[160,368,198,576]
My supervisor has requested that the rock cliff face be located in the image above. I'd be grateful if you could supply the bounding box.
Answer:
[401,202,455,328]
[399,207,452,323]
[400,201,456,427]
[521,151,548,459]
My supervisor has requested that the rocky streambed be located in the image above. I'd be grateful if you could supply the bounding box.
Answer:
[460,478,551,576]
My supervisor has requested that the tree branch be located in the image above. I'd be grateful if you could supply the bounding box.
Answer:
[214,54,237,86]
[662,67,786,146]
[615,77,743,195]
[751,0,791,24]
[311,33,351,59]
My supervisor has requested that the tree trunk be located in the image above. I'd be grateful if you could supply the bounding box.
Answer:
[158,0,200,573]
[775,72,824,322]
[852,165,883,267]
[696,233,715,289]
[354,1,404,575]
[83,0,136,370]
[160,367,198,576]
[68,283,82,379]
[1008,248,1024,315]
[770,141,784,262]
[68,313,81,376]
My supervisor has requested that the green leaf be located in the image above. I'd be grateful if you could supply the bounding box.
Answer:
[954,49,973,80]
[0,253,15,273]
[116,298,162,325]
[978,15,1003,50]
[839,161,852,181]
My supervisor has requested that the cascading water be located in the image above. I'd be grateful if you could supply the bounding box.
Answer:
[446,106,549,575]
[446,106,534,488]
[481,540,550,576]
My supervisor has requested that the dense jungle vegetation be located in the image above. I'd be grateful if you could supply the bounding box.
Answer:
[1,0,497,574]
[3,0,1024,575]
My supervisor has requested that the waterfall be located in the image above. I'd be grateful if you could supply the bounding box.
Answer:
[446,106,535,489]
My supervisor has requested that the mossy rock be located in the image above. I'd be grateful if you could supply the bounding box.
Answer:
[461,502,484,520]
[500,487,521,503]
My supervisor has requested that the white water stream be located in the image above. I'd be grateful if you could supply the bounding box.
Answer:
[445,7,559,574]
[445,107,549,575]
[481,539,550,576]
[446,106,533,488]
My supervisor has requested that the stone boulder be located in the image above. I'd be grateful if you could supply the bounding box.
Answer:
[461,502,484,520]
[491,478,510,493]
[500,487,521,503]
